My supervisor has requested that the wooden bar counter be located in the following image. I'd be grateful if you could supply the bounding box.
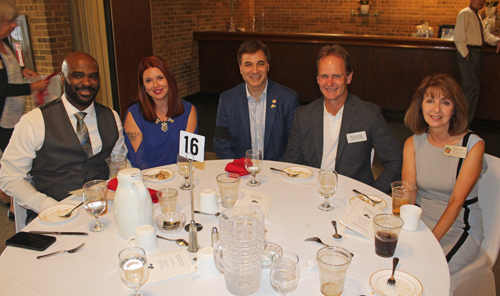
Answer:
[194,31,500,121]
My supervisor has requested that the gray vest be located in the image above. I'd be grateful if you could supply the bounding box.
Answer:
[30,98,119,201]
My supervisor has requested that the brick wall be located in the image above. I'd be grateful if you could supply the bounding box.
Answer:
[152,0,498,98]
[16,0,73,76]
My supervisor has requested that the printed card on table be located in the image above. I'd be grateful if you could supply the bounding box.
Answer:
[234,190,273,221]
[340,198,382,240]
[145,249,193,285]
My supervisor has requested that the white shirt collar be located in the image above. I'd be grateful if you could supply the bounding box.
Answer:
[324,103,344,118]
[245,80,268,101]
[61,93,96,118]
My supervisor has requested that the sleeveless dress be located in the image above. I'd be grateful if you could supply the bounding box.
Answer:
[124,100,197,169]
[414,132,487,274]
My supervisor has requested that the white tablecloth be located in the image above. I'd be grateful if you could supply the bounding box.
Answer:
[0,160,450,296]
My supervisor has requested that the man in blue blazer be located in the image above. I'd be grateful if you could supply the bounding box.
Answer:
[214,40,299,160]
[283,45,402,194]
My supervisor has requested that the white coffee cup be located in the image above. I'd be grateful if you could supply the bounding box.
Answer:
[400,204,423,231]
[199,189,219,214]
[190,247,221,279]
[127,224,159,254]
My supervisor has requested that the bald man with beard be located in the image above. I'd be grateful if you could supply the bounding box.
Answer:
[0,52,127,224]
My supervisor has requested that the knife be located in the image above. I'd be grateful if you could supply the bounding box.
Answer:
[29,231,88,236]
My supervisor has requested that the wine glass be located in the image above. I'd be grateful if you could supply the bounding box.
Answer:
[177,154,195,190]
[317,170,338,211]
[119,247,149,296]
[83,180,108,232]
[245,149,263,187]
[270,252,300,295]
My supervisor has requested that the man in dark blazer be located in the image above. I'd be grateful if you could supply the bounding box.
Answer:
[283,45,402,194]
[214,40,299,160]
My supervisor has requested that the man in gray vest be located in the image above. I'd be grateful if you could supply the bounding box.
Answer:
[0,52,127,223]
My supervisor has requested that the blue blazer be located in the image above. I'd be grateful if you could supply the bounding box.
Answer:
[214,80,299,161]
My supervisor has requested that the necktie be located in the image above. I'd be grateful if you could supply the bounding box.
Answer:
[474,11,485,45]
[74,112,93,158]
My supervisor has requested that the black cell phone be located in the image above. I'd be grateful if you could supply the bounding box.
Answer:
[5,231,56,251]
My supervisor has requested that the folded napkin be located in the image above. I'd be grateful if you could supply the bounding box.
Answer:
[107,178,158,203]
[225,157,250,176]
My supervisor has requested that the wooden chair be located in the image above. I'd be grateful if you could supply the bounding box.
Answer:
[451,154,500,296]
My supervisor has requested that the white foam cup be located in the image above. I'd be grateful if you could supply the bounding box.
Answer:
[199,189,219,214]
[400,205,422,231]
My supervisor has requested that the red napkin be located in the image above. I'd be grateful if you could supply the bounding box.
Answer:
[225,157,250,176]
[107,178,158,203]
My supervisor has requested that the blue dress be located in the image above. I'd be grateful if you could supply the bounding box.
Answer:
[124,100,197,169]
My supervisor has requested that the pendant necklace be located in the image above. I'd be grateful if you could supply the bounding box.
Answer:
[155,117,174,132]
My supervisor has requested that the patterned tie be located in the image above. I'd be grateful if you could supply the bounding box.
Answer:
[74,112,93,158]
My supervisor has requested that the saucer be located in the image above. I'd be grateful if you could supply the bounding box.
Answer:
[38,203,80,224]
[349,194,387,211]
[369,269,423,296]
[280,166,313,181]
[143,168,175,183]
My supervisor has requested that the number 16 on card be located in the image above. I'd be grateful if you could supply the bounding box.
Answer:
[179,131,205,162]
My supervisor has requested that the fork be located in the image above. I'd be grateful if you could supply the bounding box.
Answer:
[270,167,299,178]
[352,189,382,204]
[37,243,85,260]
[387,257,399,287]
[59,202,83,218]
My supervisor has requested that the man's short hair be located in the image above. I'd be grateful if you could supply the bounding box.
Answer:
[237,40,271,65]
[316,45,352,75]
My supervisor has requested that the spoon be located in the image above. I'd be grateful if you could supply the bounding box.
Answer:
[157,235,189,247]
[270,167,299,178]
[352,189,382,204]
[331,220,342,239]
[194,210,220,217]
[304,237,354,257]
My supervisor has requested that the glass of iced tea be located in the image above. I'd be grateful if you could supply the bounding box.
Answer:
[391,181,417,217]
[373,214,404,257]
[317,246,352,296]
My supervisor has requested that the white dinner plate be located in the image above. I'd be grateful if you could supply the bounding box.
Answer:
[349,194,388,211]
[369,269,423,296]
[38,203,80,224]
[143,168,175,183]
[280,166,313,181]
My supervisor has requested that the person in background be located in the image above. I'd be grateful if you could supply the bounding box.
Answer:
[282,45,401,194]
[0,52,127,224]
[0,1,49,221]
[454,0,500,123]
[124,56,197,169]
[402,73,486,274]
[213,40,299,160]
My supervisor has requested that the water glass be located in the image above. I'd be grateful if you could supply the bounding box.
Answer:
[118,247,149,296]
[270,252,300,295]
[105,155,127,179]
[157,188,178,213]
[317,170,338,211]
[317,246,352,296]
[216,173,241,208]
[177,154,195,190]
[83,180,108,232]
[245,149,263,187]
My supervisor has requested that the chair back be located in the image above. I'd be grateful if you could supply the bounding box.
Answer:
[478,154,500,264]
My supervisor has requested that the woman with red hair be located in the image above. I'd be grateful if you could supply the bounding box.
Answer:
[124,56,197,169]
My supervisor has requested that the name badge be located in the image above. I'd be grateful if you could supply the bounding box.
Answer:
[0,60,3,70]
[443,145,467,158]
[347,131,367,143]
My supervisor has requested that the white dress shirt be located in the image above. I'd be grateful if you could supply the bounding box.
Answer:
[0,94,127,212]
[246,81,268,158]
[454,6,500,58]
[321,104,344,171]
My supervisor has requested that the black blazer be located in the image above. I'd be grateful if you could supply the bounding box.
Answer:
[0,38,31,120]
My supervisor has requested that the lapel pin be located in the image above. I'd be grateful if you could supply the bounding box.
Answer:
[271,104,276,108]
[272,99,277,103]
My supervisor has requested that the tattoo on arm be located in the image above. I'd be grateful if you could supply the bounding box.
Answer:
[126,132,141,142]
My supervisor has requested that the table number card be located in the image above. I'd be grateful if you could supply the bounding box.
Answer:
[179,131,205,162]
[340,198,382,240]
[146,249,193,285]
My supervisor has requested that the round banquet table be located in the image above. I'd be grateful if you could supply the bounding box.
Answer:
[0,160,450,296]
